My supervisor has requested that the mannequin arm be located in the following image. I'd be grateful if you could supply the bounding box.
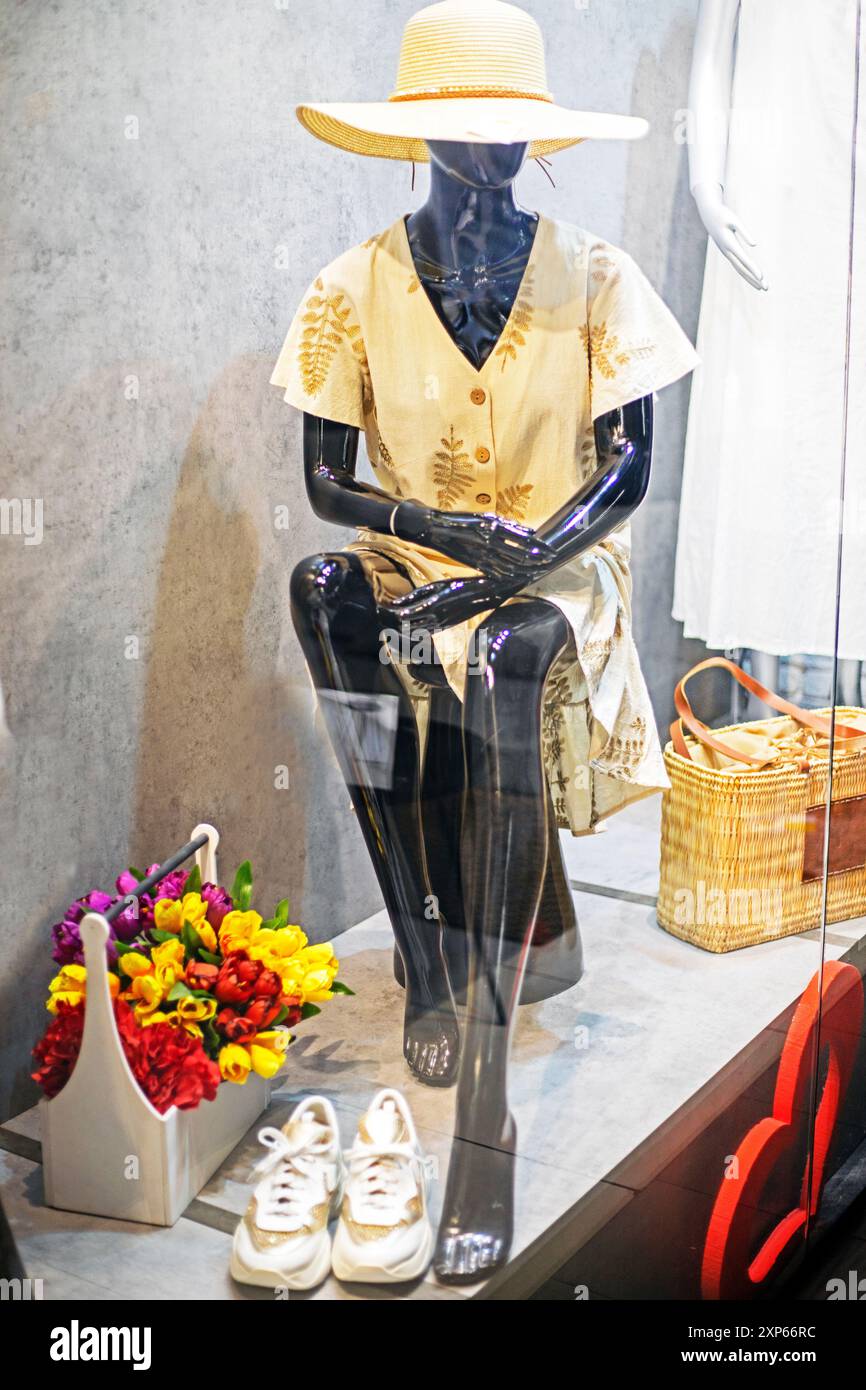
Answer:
[689,0,767,291]
[378,396,653,632]
[302,413,553,580]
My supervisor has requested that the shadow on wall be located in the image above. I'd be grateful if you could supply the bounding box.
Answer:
[131,353,375,942]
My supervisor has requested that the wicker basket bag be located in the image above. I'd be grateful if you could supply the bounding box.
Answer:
[657,658,866,952]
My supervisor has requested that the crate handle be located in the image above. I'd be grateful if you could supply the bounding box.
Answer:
[73,825,220,1115]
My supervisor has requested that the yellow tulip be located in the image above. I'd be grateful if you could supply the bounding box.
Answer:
[219,1044,252,1084]
[196,921,218,953]
[46,964,87,1013]
[138,1010,172,1028]
[218,909,263,954]
[176,995,216,1024]
[46,965,119,1014]
[118,951,152,979]
[151,938,185,993]
[300,967,339,1004]
[152,897,184,934]
[248,924,308,964]
[248,1030,291,1079]
[298,942,337,971]
[125,973,165,1016]
[151,939,184,972]
[178,893,209,931]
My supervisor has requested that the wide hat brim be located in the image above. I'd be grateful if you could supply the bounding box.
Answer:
[296,98,648,162]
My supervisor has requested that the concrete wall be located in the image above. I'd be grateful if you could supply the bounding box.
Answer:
[0,0,709,1119]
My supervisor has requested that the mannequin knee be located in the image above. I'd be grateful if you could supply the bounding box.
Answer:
[478,601,569,684]
[290,552,348,614]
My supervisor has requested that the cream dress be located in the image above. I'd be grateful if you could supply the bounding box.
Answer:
[673,0,865,658]
[272,214,699,834]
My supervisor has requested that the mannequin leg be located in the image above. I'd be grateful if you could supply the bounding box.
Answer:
[399,682,583,1003]
[435,597,571,1282]
[290,552,458,1085]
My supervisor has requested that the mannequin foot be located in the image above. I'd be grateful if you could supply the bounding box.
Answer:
[434,1114,516,1284]
[403,994,460,1087]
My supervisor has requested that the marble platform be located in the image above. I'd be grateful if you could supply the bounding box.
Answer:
[3,797,865,1301]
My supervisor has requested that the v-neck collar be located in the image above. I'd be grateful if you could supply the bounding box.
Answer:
[397,212,545,377]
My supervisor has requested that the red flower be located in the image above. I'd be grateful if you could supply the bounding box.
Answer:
[281,995,304,1029]
[186,961,219,991]
[252,968,282,1001]
[214,953,262,1005]
[131,1012,220,1112]
[32,999,220,1114]
[215,1007,259,1043]
[31,1002,85,1098]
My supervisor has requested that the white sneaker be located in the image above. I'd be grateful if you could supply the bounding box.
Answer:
[230,1096,344,1291]
[331,1088,434,1284]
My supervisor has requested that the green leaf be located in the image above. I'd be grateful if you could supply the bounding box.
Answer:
[150,929,177,944]
[273,898,290,927]
[329,980,355,996]
[181,919,202,960]
[203,1019,221,1057]
[300,1002,322,1020]
[198,949,222,966]
[113,940,136,956]
[167,981,192,1002]
[231,861,253,912]
[126,866,145,882]
[184,864,202,895]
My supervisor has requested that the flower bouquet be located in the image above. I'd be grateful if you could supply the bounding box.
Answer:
[35,857,350,1114]
[37,826,353,1226]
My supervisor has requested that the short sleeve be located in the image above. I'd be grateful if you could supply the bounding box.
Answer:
[583,247,700,421]
[270,272,370,429]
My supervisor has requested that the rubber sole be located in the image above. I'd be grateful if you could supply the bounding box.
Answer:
[230,1233,332,1292]
[331,1221,435,1285]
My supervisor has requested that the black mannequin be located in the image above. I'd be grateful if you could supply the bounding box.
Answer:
[289,139,653,1282]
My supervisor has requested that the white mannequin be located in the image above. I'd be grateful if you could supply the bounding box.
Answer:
[688,0,767,293]
[686,0,862,714]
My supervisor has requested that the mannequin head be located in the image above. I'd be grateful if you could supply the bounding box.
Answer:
[425,139,529,189]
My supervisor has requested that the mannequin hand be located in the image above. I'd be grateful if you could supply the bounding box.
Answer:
[379,574,510,634]
[692,181,768,291]
[392,499,553,581]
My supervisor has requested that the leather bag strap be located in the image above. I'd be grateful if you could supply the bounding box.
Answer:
[670,657,866,764]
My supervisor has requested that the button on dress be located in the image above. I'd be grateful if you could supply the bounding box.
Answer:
[271,214,699,834]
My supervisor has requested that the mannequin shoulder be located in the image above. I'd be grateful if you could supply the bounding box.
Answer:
[541,218,637,286]
[310,221,402,298]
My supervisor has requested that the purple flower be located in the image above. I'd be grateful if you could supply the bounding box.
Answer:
[111,901,142,943]
[51,891,112,962]
[153,867,188,901]
[115,869,141,897]
[51,890,119,965]
[51,918,84,966]
[85,890,113,915]
[202,883,233,930]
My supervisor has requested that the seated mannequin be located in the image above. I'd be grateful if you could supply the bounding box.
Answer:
[289,139,655,1282]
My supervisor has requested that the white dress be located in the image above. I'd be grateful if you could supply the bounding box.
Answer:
[673,0,865,659]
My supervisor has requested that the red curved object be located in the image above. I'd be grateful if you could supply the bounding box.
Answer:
[701,960,864,1300]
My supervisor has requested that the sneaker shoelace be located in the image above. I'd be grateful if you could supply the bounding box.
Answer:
[253,1124,336,1230]
[346,1141,432,1220]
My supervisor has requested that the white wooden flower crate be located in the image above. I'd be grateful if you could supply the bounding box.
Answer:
[41,824,274,1226]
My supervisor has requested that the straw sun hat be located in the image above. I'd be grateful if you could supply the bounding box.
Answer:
[296,0,648,162]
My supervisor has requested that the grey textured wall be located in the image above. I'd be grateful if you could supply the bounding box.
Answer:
[0,0,708,1120]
